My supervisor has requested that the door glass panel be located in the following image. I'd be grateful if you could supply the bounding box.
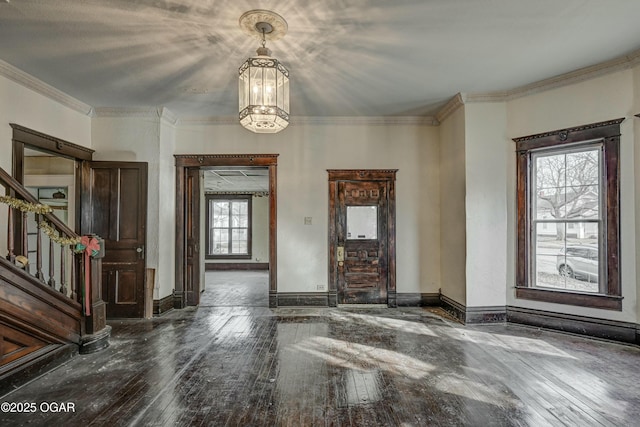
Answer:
[347,206,377,240]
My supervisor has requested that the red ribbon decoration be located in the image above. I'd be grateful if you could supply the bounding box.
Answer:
[80,236,100,316]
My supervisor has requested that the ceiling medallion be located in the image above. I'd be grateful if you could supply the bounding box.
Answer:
[238,10,290,134]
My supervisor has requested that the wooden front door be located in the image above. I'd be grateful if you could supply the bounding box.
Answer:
[328,170,397,306]
[82,161,148,318]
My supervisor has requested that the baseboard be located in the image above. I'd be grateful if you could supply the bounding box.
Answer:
[396,293,420,306]
[396,293,440,307]
[439,294,467,323]
[439,294,506,324]
[153,294,174,316]
[205,263,269,271]
[275,293,329,307]
[507,306,639,345]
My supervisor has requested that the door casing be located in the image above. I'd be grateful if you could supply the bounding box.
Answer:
[328,169,397,307]
[174,154,278,308]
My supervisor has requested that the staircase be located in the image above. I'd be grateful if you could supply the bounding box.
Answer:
[0,166,110,396]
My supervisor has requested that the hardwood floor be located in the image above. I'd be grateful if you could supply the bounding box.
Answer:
[1,285,639,426]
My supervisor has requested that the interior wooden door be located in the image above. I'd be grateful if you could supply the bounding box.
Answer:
[328,170,400,306]
[185,168,200,306]
[82,161,148,318]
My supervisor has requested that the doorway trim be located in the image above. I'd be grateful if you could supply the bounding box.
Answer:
[174,154,278,308]
[327,169,397,307]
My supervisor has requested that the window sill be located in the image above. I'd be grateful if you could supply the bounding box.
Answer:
[206,255,252,260]
[515,287,622,311]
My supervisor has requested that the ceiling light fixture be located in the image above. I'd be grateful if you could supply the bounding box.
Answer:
[238,10,290,134]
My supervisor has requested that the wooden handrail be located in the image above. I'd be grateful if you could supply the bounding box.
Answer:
[0,166,79,240]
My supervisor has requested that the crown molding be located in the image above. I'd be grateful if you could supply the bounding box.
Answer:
[437,48,640,121]
[435,93,466,123]
[0,59,93,116]
[92,106,178,125]
[179,115,439,127]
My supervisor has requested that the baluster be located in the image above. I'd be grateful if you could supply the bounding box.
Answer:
[6,206,15,262]
[71,252,77,301]
[36,214,45,282]
[22,211,29,274]
[60,244,67,295]
[48,236,56,290]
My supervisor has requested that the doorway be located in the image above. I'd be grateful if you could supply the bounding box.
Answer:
[328,170,397,307]
[174,154,278,308]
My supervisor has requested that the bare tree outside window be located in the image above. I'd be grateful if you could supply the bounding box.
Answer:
[532,148,601,293]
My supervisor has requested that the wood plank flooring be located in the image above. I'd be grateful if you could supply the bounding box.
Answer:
[1,273,639,426]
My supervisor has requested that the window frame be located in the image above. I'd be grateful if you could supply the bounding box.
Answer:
[205,194,252,260]
[514,118,623,310]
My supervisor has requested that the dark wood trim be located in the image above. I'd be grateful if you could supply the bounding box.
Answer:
[388,175,397,308]
[439,294,506,324]
[174,165,186,309]
[396,293,422,306]
[421,293,441,306]
[153,294,175,316]
[174,155,278,308]
[327,169,398,307]
[0,343,77,398]
[275,293,329,307]
[514,118,623,309]
[78,325,111,354]
[11,124,94,162]
[512,118,624,150]
[327,169,398,181]
[507,306,638,345]
[515,287,622,310]
[465,306,507,324]
[205,263,269,271]
[175,154,278,168]
[440,294,467,323]
[268,163,277,304]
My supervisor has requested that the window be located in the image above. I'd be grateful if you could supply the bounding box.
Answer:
[514,119,622,310]
[206,195,252,259]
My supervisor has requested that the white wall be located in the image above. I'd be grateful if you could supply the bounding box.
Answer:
[0,74,92,255]
[464,102,509,308]
[439,107,467,305]
[506,69,638,323]
[176,121,441,295]
[91,113,170,298]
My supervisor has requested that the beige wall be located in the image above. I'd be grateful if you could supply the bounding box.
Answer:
[176,121,441,296]
[439,107,467,305]
[464,102,509,308]
[0,74,92,255]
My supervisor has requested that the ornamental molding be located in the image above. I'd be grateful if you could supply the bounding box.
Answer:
[437,48,640,121]
[0,59,93,116]
[512,118,624,142]
[435,93,466,123]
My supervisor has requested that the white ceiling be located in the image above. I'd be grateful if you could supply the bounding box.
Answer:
[204,167,269,192]
[1,0,640,119]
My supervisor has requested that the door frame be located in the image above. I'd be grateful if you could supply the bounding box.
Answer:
[328,169,397,307]
[174,154,278,308]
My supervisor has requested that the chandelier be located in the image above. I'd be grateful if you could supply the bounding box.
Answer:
[238,10,290,134]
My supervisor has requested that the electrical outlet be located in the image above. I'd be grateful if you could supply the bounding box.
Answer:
[316,283,326,291]
[304,216,312,225]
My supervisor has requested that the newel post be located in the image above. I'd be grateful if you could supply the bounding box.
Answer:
[79,235,111,354]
